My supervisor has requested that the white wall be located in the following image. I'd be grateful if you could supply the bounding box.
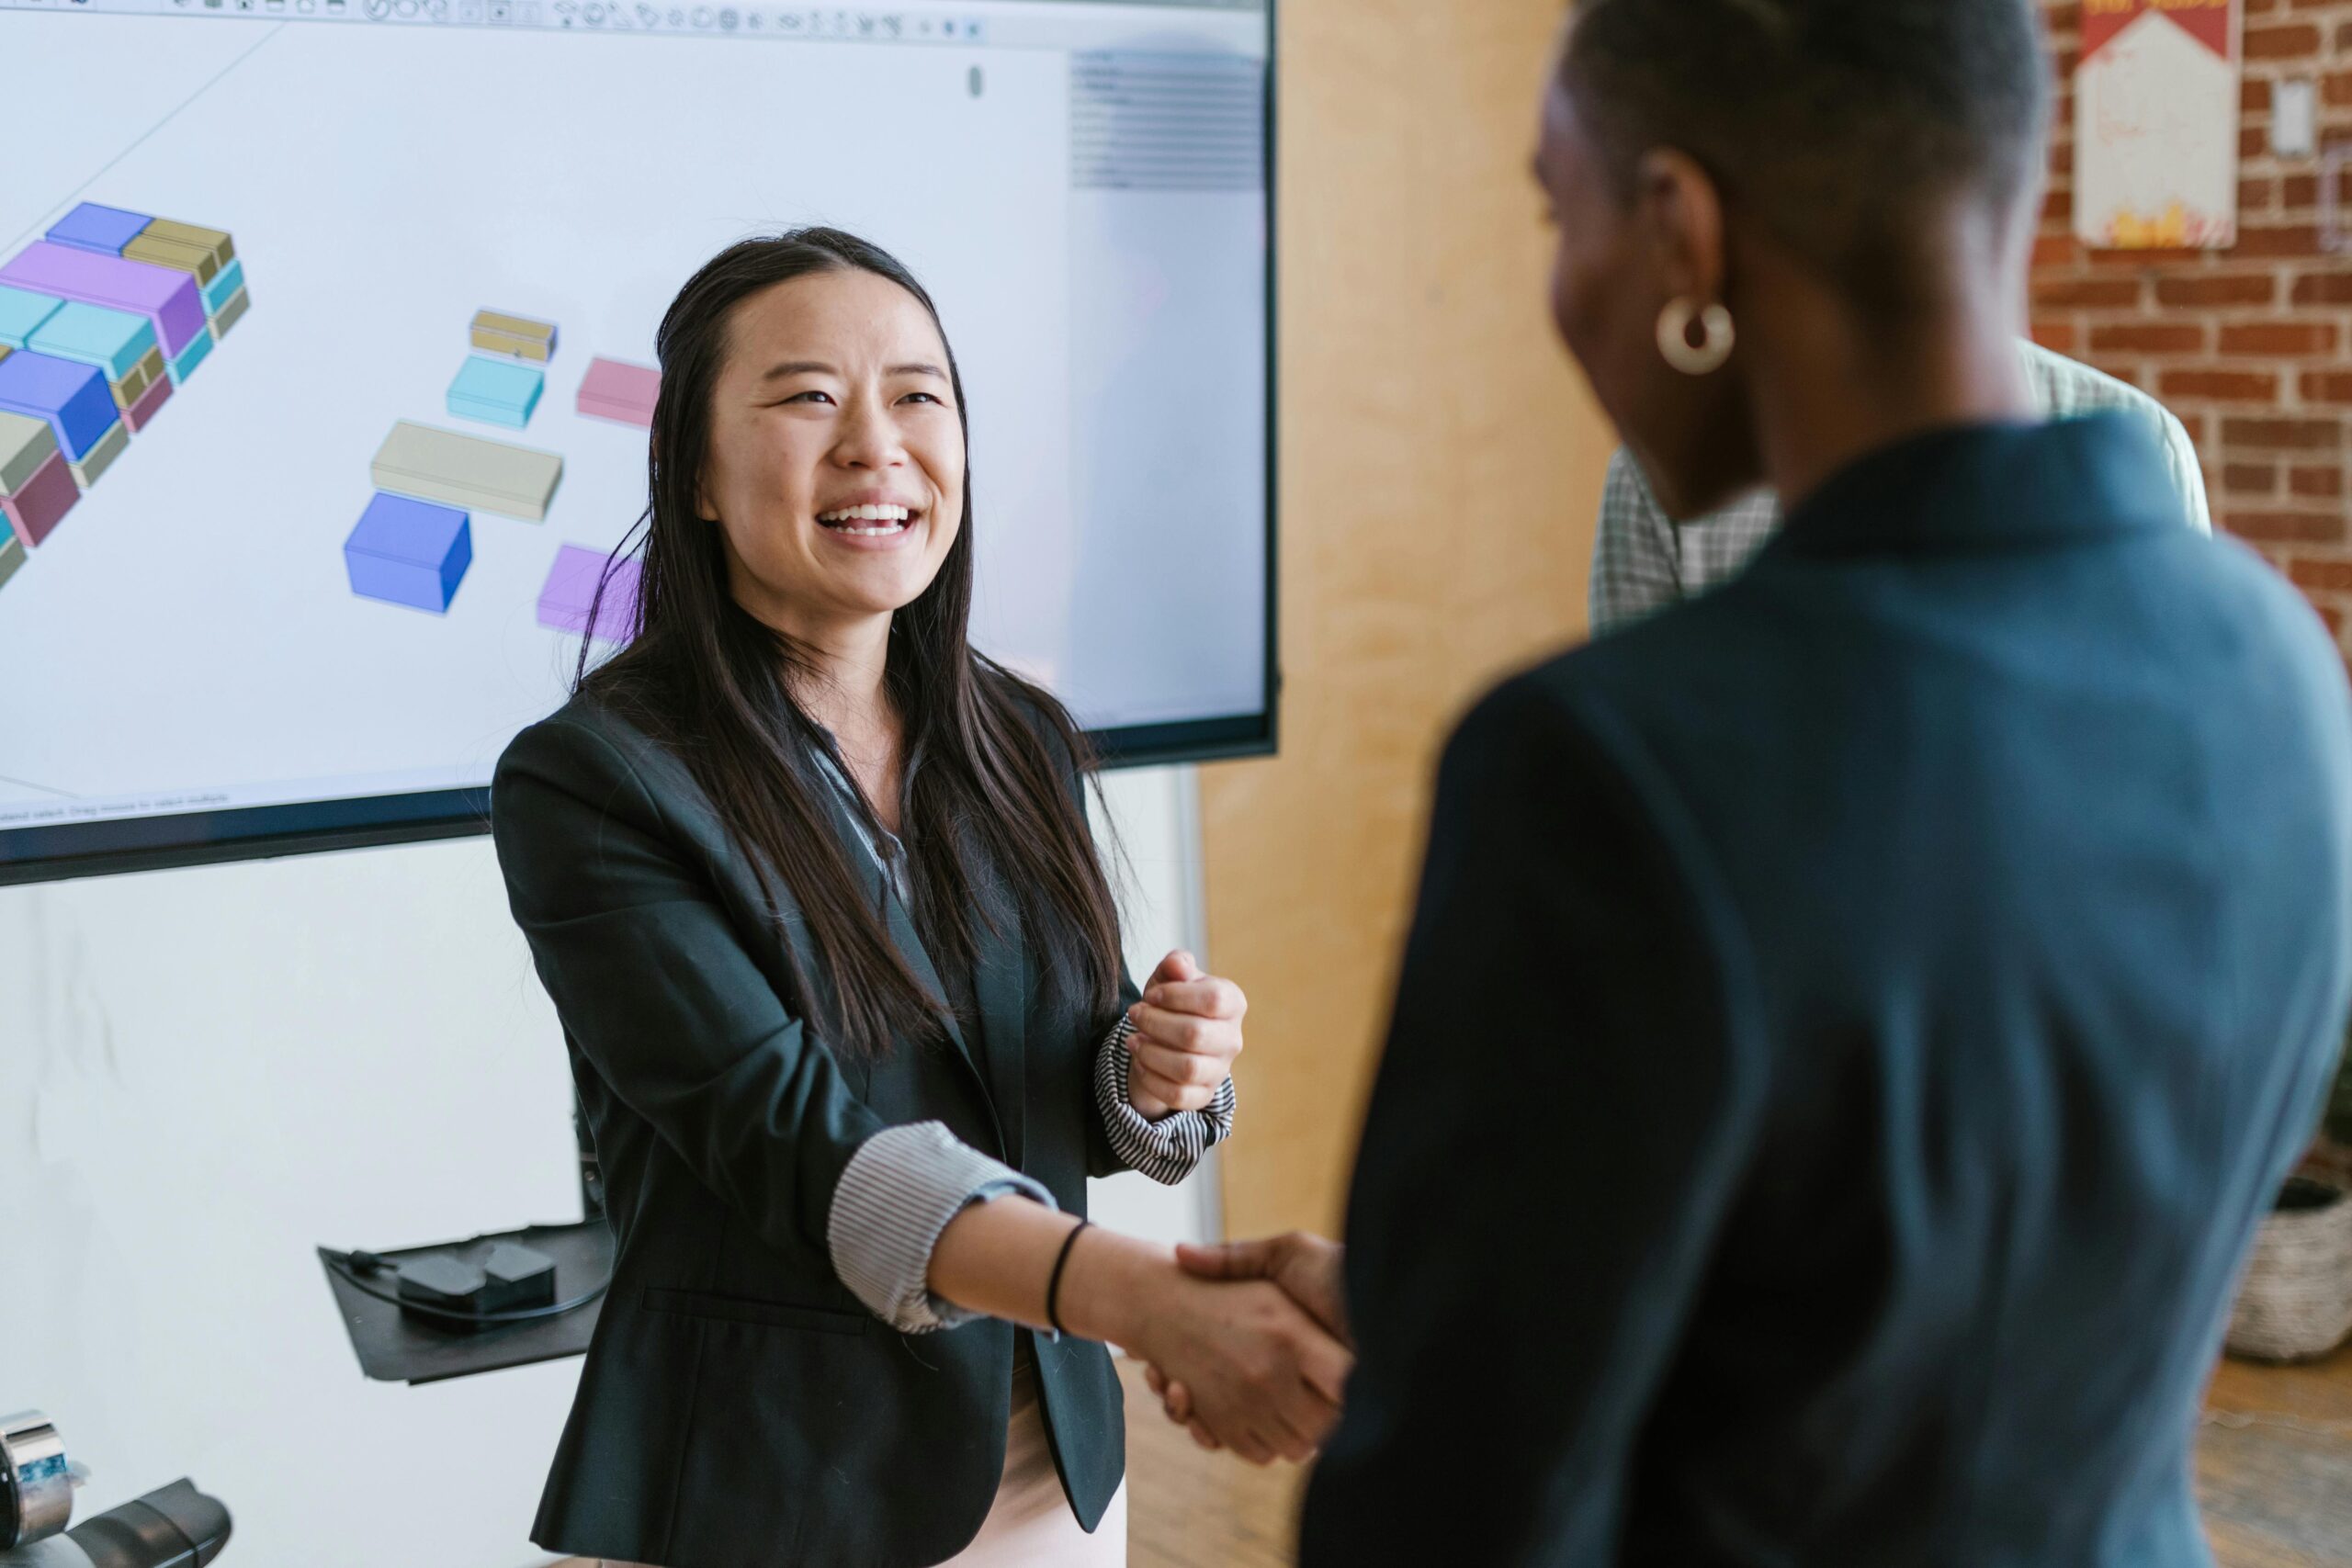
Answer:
[0,767,1212,1568]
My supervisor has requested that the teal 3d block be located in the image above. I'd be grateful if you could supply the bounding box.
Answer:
[447,355,545,430]
[167,325,214,384]
[28,300,158,382]
[0,286,65,350]
[202,259,246,318]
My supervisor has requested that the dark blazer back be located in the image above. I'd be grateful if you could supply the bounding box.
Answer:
[1304,419,2352,1566]
[492,695,1129,1568]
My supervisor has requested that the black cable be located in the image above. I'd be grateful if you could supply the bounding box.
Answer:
[322,1250,609,1327]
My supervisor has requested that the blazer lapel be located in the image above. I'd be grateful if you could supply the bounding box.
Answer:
[802,756,990,1094]
[968,867,1028,1168]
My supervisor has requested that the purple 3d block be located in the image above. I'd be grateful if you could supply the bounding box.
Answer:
[2,448,81,549]
[46,203,155,256]
[537,544,640,642]
[345,492,472,615]
[0,243,207,355]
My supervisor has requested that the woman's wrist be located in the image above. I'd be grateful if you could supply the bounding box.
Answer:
[1052,1224,1174,1348]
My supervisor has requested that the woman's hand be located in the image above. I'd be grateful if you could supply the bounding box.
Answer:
[1125,950,1247,1119]
[1143,1232,1349,1450]
[1056,1225,1351,1465]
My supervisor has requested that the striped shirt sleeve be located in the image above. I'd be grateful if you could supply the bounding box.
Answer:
[827,1121,1056,1333]
[1092,1014,1238,1184]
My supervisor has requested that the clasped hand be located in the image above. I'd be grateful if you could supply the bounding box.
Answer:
[1125,950,1246,1118]
[1130,1232,1351,1464]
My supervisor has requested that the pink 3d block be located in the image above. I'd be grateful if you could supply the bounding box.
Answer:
[537,544,640,642]
[577,356,659,428]
[2,448,81,548]
[122,370,174,433]
[0,242,208,355]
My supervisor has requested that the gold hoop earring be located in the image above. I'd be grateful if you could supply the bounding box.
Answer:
[1657,298,1735,376]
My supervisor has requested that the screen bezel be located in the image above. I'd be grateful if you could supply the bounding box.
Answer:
[0,0,1280,888]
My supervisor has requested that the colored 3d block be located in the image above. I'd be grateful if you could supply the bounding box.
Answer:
[209,288,250,338]
[0,352,119,461]
[577,356,660,427]
[470,310,558,362]
[0,411,58,495]
[0,243,207,355]
[447,355,544,429]
[201,260,245,318]
[0,286,65,349]
[1,449,80,548]
[168,325,214,384]
[122,371,173,434]
[121,232,220,287]
[28,299,159,382]
[537,545,642,642]
[140,219,234,274]
[47,203,153,256]
[344,491,471,614]
[67,419,130,490]
[0,530,23,594]
[370,421,562,521]
[109,345,167,411]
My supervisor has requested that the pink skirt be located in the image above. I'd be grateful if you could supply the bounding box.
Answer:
[598,1367,1126,1568]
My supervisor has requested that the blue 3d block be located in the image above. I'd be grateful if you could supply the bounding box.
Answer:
[45,203,155,257]
[344,491,472,614]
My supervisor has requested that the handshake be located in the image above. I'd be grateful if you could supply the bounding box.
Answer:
[1120,1232,1351,1466]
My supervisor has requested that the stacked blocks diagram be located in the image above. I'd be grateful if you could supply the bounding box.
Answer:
[577,356,659,428]
[345,310,568,615]
[0,203,248,584]
[4,243,207,374]
[344,492,473,615]
[537,544,640,643]
[344,308,647,641]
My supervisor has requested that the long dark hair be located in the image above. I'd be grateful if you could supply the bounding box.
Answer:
[576,229,1124,1060]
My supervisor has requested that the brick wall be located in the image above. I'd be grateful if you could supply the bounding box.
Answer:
[2036,1,2352,643]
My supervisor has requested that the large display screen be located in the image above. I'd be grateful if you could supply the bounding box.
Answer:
[0,0,1272,884]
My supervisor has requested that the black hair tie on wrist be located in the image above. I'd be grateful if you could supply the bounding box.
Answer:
[1046,1219,1092,1337]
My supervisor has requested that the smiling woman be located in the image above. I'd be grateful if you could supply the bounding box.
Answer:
[697,269,967,639]
[486,230,1347,1568]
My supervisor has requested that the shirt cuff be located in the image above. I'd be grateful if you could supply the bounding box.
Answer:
[827,1122,1056,1334]
[1093,1014,1238,1186]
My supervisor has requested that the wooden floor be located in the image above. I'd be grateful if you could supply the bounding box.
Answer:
[2198,1347,2352,1567]
[1121,1349,2352,1568]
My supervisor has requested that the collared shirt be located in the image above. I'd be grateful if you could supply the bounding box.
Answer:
[1589,340,2213,637]
[810,740,1236,1334]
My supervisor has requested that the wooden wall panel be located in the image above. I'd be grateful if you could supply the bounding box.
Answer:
[1202,0,1620,1239]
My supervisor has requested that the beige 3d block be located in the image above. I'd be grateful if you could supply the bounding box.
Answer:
[469,310,558,362]
[0,410,60,496]
[122,232,221,287]
[140,218,235,273]
[67,418,130,489]
[371,420,563,522]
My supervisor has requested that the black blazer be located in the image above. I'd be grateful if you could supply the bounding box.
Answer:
[492,695,1134,1568]
[1302,418,2352,1566]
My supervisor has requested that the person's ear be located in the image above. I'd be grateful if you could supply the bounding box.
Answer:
[1634,148,1727,311]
